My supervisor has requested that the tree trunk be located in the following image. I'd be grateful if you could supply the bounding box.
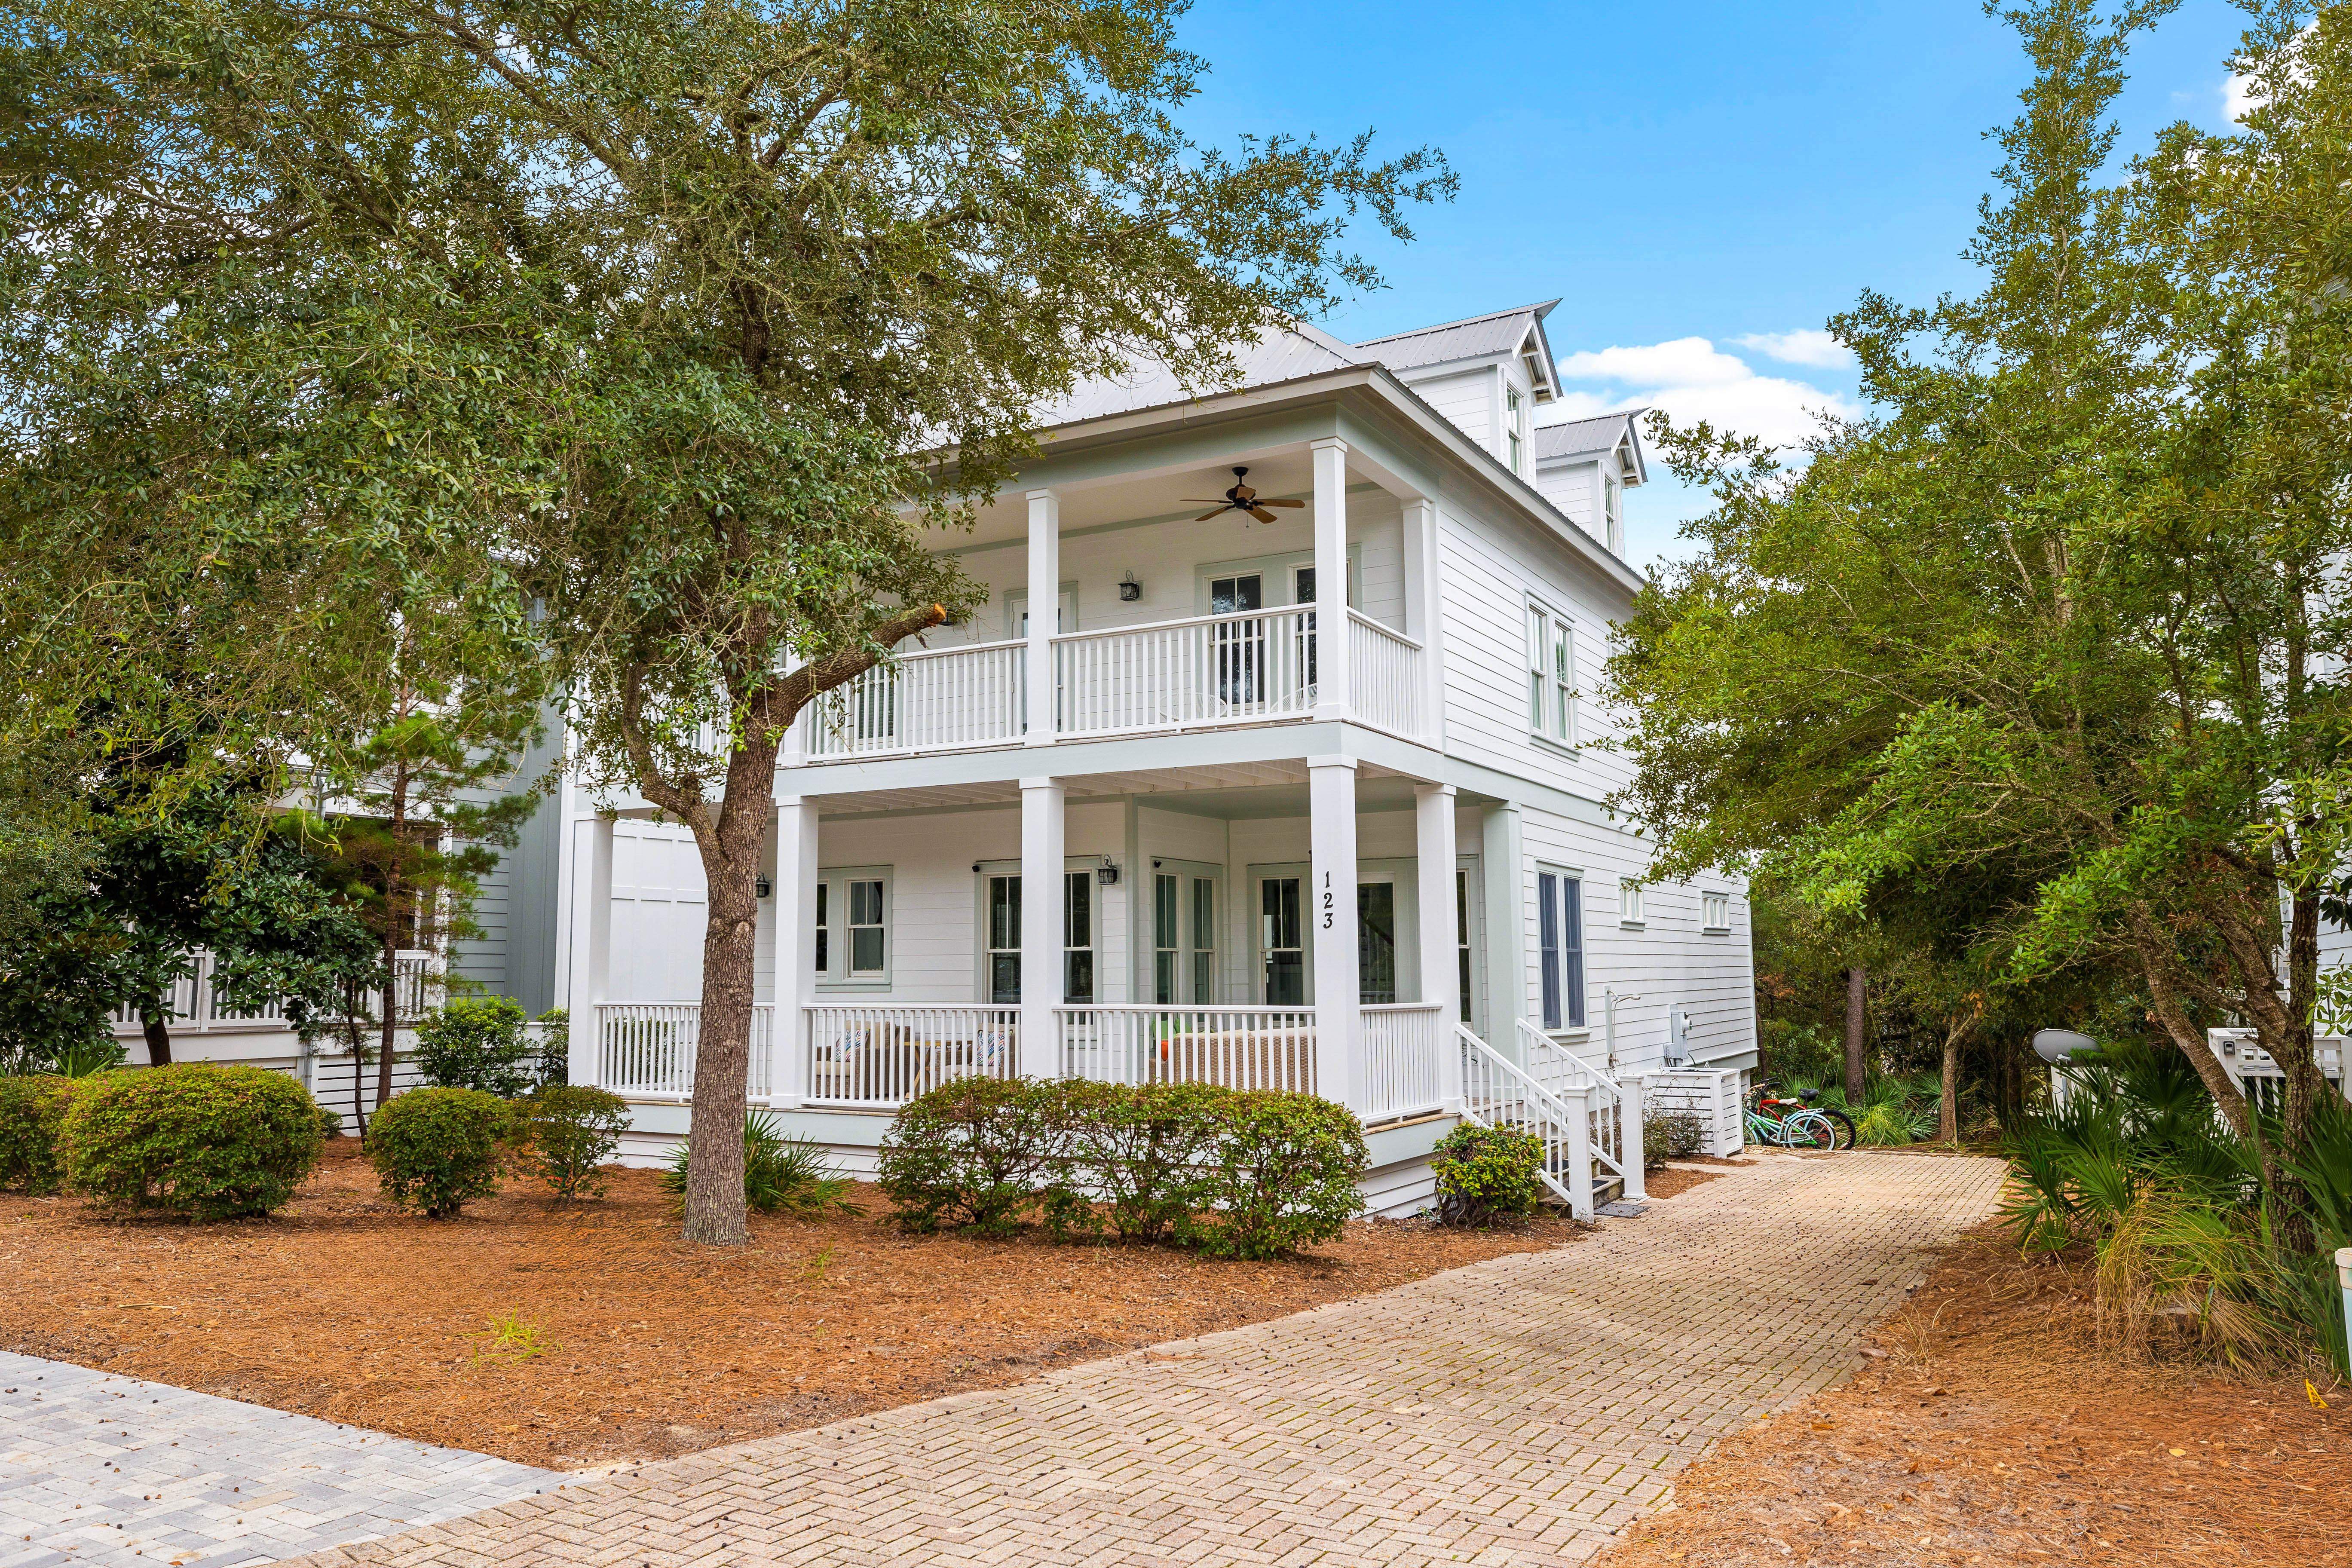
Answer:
[141,1011,172,1068]
[346,980,370,1139]
[678,732,780,1248]
[377,756,411,1115]
[1938,1022,1965,1143]
[1844,965,1868,1103]
[377,927,401,1114]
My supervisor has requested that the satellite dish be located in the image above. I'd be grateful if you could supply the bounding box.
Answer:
[2033,1028,2099,1064]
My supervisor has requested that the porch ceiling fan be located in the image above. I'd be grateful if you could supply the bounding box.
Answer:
[1185,466,1306,525]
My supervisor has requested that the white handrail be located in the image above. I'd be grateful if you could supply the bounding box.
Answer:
[1458,1023,1593,1220]
[597,1002,775,1099]
[1518,1018,1644,1202]
[804,1003,1019,1106]
[804,638,1025,759]
[1346,610,1426,738]
[1360,1003,1446,1122]
[1053,606,1318,737]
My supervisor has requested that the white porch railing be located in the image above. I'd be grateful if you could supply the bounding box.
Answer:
[1057,1005,1316,1093]
[804,1004,1019,1106]
[1053,608,1318,737]
[1346,610,1425,739]
[804,640,1024,759]
[1360,1003,1447,1122]
[1458,1023,1595,1220]
[112,947,445,1035]
[597,1001,774,1099]
[1521,1019,1644,1203]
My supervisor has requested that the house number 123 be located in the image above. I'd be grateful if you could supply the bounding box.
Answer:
[1322,871,1334,930]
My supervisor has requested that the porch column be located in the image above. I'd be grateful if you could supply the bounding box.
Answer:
[564,814,614,1087]
[1414,783,1461,1113]
[1019,776,1065,1077]
[1400,497,1445,744]
[1308,756,1361,1109]
[1310,438,1352,722]
[1024,488,1060,746]
[771,796,818,1107]
[1480,802,1526,1060]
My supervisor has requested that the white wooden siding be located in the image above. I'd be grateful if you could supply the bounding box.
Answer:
[1396,367,1493,451]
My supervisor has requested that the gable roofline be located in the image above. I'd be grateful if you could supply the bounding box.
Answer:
[1533,408,1649,487]
[1351,300,1564,401]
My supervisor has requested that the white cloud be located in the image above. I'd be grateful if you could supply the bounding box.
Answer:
[1731,328,1854,369]
[1544,335,1857,451]
[2223,69,2258,122]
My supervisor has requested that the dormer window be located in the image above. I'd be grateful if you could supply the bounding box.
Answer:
[1506,388,1525,474]
[1604,471,1623,554]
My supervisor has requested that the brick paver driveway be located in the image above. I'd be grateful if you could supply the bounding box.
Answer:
[282,1152,2004,1568]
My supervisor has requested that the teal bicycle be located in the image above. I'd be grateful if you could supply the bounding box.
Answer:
[1744,1080,1855,1150]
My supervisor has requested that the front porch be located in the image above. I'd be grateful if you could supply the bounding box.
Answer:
[560,755,1653,1216]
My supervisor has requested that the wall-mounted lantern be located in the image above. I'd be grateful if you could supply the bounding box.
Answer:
[1118,572,1142,603]
[755,875,773,900]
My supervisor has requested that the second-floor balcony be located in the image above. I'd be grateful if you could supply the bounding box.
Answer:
[799,604,1425,762]
[788,435,1442,766]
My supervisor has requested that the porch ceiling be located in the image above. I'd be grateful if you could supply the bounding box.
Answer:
[807,758,1444,820]
[940,450,1324,549]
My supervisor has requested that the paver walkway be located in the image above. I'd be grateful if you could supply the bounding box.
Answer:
[0,1354,564,1568]
[279,1152,2006,1568]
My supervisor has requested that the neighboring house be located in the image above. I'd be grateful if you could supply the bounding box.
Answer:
[127,297,1761,1215]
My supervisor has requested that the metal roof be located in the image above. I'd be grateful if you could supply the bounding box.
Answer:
[1026,322,1366,428]
[1349,301,1561,374]
[1534,410,1645,462]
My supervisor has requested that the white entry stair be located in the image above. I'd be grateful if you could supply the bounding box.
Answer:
[1455,1022,1645,1222]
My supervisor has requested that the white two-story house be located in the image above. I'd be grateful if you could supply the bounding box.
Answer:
[125,299,1756,1215]
[545,300,1758,1215]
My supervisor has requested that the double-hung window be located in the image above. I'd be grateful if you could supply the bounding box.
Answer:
[1619,881,1645,928]
[1525,598,1578,747]
[1603,472,1624,555]
[977,867,1097,1003]
[1702,890,1730,932]
[1536,869,1586,1031]
[1506,387,1526,474]
[815,868,892,986]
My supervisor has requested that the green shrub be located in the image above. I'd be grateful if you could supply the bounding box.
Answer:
[530,1008,571,1089]
[658,1108,853,1216]
[412,999,536,1098]
[513,1085,630,1202]
[51,1036,129,1078]
[878,1077,1067,1234]
[1430,1121,1546,1227]
[1044,1080,1225,1243]
[0,1075,79,1192]
[1182,1090,1366,1259]
[62,1065,322,1220]
[1642,1110,1706,1168]
[367,1086,509,1217]
[315,1104,345,1142]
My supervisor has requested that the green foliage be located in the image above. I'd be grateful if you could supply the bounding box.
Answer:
[660,1109,854,1218]
[531,1009,570,1089]
[1042,1080,1224,1244]
[1180,1091,1367,1260]
[1642,1111,1706,1168]
[61,1064,323,1220]
[366,1087,509,1219]
[1997,1042,2343,1371]
[412,1000,537,1098]
[511,1085,629,1202]
[50,1037,129,1078]
[1430,1123,1546,1227]
[0,1075,79,1192]
[878,1078,1066,1236]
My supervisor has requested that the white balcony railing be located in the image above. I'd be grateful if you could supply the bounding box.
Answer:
[1359,1003,1447,1122]
[1346,610,1426,739]
[804,1003,1019,1106]
[597,1001,774,1099]
[804,639,1024,759]
[1057,1005,1317,1093]
[1053,608,1319,738]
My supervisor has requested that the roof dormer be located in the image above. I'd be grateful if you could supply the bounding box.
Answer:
[1353,302,1563,465]
[1531,409,1647,557]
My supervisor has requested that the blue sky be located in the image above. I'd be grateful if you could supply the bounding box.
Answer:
[1176,0,2262,568]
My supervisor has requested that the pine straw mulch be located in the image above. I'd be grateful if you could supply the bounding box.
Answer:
[1592,1222,2352,1568]
[0,1136,1588,1469]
